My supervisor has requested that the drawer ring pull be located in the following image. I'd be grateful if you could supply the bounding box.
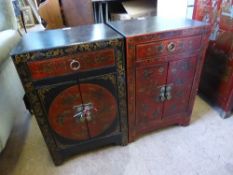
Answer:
[167,42,176,52]
[70,59,80,71]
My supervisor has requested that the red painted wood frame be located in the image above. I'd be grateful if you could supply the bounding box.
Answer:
[125,27,209,142]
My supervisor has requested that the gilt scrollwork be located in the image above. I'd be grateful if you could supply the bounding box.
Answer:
[37,86,53,102]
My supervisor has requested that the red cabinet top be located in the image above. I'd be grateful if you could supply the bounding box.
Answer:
[108,16,209,37]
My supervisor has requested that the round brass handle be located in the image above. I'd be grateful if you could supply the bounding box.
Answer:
[167,42,176,52]
[70,59,80,71]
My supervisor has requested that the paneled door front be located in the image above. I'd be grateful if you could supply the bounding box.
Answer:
[37,73,119,142]
[163,57,197,118]
[136,63,168,126]
[135,56,198,127]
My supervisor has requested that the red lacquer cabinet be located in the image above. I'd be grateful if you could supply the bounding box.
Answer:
[193,0,233,118]
[108,17,210,142]
[11,24,127,165]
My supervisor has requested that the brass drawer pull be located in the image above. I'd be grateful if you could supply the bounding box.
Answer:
[165,92,172,100]
[159,85,166,102]
[165,84,172,100]
[70,59,80,71]
[167,42,176,52]
[158,84,173,102]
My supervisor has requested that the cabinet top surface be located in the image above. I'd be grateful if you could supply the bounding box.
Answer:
[108,16,208,37]
[11,24,122,55]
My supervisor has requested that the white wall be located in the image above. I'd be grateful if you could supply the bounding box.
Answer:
[157,0,195,19]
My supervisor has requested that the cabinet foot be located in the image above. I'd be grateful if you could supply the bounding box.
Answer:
[121,135,128,146]
[51,153,64,166]
[219,110,232,119]
[121,140,128,146]
[215,106,232,119]
[179,119,190,126]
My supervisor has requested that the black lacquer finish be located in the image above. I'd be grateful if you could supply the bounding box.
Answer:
[11,24,128,165]
[108,16,208,37]
[11,23,122,55]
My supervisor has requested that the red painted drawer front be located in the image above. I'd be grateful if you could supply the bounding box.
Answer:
[28,49,115,80]
[136,63,168,125]
[48,83,117,141]
[163,57,197,117]
[136,36,202,60]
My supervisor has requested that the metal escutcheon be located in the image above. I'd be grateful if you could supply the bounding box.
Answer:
[165,92,172,100]
[160,86,166,92]
[167,42,176,52]
[70,59,80,71]
[166,85,172,92]
[160,95,166,102]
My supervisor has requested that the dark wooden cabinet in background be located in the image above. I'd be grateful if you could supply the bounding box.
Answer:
[108,17,210,142]
[11,24,127,165]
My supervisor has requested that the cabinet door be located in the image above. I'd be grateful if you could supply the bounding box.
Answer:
[79,73,119,138]
[38,73,119,142]
[37,82,90,141]
[163,57,197,117]
[136,63,168,125]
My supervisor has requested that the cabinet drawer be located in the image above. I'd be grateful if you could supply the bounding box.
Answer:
[28,49,115,80]
[136,36,202,60]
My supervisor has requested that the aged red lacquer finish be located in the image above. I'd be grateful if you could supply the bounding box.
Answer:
[28,49,115,80]
[48,84,117,141]
[108,17,210,142]
[193,0,233,118]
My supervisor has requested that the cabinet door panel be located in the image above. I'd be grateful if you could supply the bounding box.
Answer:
[136,63,168,125]
[79,73,119,138]
[80,83,118,138]
[38,83,90,141]
[163,57,197,117]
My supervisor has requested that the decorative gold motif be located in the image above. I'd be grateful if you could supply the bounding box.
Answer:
[37,87,53,102]
[14,53,30,64]
[101,73,116,86]
[12,37,128,158]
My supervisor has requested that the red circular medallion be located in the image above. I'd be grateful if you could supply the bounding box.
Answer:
[48,83,117,141]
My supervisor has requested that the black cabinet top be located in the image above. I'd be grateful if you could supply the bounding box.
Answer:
[108,16,209,37]
[11,24,122,55]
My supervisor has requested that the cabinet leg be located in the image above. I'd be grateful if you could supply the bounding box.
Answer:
[53,159,63,166]
[51,152,64,166]
[179,118,191,126]
[121,136,128,146]
[219,110,232,119]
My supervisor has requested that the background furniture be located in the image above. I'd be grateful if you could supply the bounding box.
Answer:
[0,0,25,152]
[108,17,209,142]
[93,0,126,23]
[38,0,64,29]
[11,24,127,165]
[193,0,233,118]
[61,0,94,26]
[38,0,94,29]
